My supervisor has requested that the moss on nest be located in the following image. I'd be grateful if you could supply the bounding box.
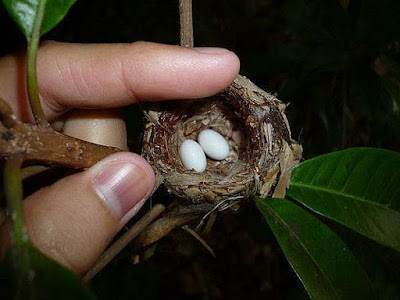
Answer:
[142,75,302,206]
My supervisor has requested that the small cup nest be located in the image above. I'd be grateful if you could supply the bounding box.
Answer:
[142,76,302,206]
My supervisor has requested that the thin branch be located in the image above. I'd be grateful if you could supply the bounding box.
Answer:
[134,213,199,249]
[179,0,193,47]
[27,0,48,125]
[21,166,48,180]
[182,225,216,258]
[0,98,17,128]
[133,203,214,250]
[0,122,118,168]
[0,99,119,169]
[83,204,166,282]
[202,211,217,236]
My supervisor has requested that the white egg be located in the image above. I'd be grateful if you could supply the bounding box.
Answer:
[198,129,230,160]
[179,140,207,173]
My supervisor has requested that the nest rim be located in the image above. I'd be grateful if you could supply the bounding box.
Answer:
[142,75,302,205]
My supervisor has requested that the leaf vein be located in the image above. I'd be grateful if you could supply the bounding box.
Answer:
[265,203,341,299]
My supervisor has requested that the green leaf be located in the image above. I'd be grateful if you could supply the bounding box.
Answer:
[333,223,400,298]
[256,198,374,299]
[287,148,400,252]
[1,155,93,299]
[0,243,95,300]
[2,0,76,37]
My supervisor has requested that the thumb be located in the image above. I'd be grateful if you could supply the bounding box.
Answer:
[24,152,155,275]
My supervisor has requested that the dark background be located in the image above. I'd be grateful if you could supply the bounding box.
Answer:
[1,0,400,299]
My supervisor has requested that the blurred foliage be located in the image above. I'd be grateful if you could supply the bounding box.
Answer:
[2,0,76,37]
[0,244,95,299]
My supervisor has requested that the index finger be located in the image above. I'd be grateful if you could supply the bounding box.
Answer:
[0,41,240,121]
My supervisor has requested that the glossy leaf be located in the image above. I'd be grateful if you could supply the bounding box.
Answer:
[288,148,400,252]
[2,0,76,37]
[256,198,374,299]
[0,243,95,300]
[333,223,400,298]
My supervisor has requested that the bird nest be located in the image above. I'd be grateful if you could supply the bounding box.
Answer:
[142,75,302,207]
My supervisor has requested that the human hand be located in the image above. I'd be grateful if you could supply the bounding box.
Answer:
[0,41,240,275]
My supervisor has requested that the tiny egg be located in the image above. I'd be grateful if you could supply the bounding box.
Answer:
[179,140,207,173]
[198,129,230,160]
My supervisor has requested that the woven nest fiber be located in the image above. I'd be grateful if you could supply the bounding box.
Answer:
[142,75,302,206]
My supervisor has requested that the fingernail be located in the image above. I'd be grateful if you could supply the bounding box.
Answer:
[194,47,230,55]
[92,162,151,219]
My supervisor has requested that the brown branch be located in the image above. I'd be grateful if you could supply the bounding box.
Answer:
[202,211,217,236]
[83,204,166,282]
[182,225,216,258]
[0,99,17,129]
[134,204,212,250]
[134,213,198,249]
[21,166,48,179]
[179,0,193,47]
[0,99,119,169]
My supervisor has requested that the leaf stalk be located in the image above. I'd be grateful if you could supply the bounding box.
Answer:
[27,0,48,126]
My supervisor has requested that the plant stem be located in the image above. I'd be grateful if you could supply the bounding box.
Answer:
[179,0,194,47]
[4,155,33,295]
[4,155,26,249]
[27,0,48,126]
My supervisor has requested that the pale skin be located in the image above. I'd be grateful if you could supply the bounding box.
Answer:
[0,41,240,275]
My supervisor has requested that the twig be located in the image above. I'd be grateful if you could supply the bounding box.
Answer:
[134,213,200,249]
[179,0,193,47]
[182,225,216,258]
[21,166,48,179]
[130,244,157,264]
[83,204,166,282]
[202,211,217,236]
[0,99,17,128]
[0,99,119,169]
[134,205,212,250]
